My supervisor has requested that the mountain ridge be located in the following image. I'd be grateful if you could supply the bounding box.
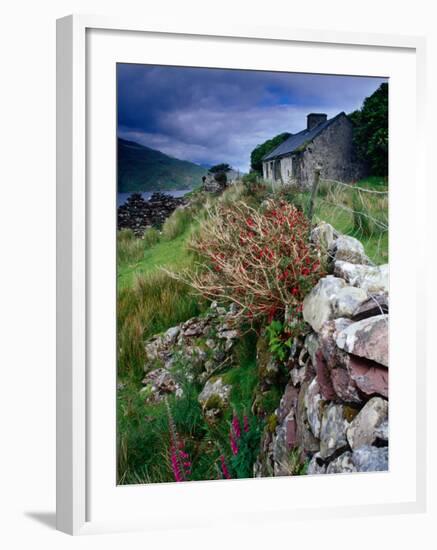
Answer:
[118,137,206,193]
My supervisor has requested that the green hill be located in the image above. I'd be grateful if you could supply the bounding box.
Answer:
[118,138,207,192]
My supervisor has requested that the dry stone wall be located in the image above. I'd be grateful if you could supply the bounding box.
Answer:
[255,222,389,476]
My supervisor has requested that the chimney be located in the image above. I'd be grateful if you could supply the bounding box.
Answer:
[307,113,327,131]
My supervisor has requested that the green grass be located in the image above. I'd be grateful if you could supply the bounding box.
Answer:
[117,227,196,290]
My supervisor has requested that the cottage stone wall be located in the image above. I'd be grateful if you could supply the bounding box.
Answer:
[262,114,367,189]
[294,115,361,187]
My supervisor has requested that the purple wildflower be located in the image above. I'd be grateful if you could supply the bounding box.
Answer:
[220,454,231,479]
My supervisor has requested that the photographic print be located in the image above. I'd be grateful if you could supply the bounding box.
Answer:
[116,64,388,485]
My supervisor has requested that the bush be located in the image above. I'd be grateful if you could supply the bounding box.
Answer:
[171,199,324,325]
[161,207,193,241]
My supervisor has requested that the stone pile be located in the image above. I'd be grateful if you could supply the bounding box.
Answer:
[255,223,389,476]
[117,192,187,236]
[140,302,238,419]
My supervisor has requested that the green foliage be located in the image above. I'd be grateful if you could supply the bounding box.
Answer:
[265,320,293,362]
[228,414,263,479]
[209,163,232,174]
[250,132,291,174]
[287,448,308,476]
[349,83,388,176]
[118,138,206,193]
[242,171,259,185]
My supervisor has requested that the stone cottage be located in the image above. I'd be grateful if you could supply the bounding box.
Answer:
[262,112,364,188]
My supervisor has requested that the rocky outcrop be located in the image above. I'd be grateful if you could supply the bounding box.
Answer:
[118,192,187,235]
[255,223,389,477]
[198,377,232,421]
[141,302,239,407]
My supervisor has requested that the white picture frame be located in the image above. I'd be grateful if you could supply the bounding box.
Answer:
[56,14,427,535]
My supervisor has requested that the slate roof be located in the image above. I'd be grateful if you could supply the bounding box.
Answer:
[262,112,345,161]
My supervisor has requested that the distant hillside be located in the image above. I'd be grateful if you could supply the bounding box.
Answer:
[118,138,207,192]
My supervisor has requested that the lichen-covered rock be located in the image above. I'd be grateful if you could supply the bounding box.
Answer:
[336,314,388,367]
[318,318,352,368]
[375,420,389,442]
[319,403,350,459]
[307,453,327,475]
[296,381,320,453]
[334,261,389,294]
[303,276,347,332]
[198,377,231,420]
[290,365,307,387]
[347,397,388,450]
[326,451,357,474]
[334,286,368,318]
[304,378,326,438]
[141,368,182,403]
[330,235,370,265]
[303,276,367,334]
[311,221,338,251]
[144,307,239,376]
[352,445,389,472]
[304,333,320,366]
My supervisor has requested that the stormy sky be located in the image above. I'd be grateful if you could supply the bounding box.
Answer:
[117,64,387,173]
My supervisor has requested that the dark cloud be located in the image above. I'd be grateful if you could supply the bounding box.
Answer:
[117,64,387,172]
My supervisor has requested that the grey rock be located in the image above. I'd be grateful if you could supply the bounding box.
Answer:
[311,222,338,251]
[318,318,352,368]
[375,420,389,442]
[198,377,231,411]
[141,368,182,403]
[334,261,389,294]
[326,451,357,474]
[296,381,321,453]
[319,403,349,459]
[164,326,181,344]
[218,329,239,340]
[290,365,307,387]
[334,286,368,318]
[352,445,388,472]
[347,397,388,450]
[205,338,216,349]
[307,453,327,475]
[304,378,325,438]
[304,333,320,365]
[303,276,347,332]
[336,314,388,367]
[331,235,370,265]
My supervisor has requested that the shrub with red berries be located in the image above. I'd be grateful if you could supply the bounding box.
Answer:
[173,199,324,326]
